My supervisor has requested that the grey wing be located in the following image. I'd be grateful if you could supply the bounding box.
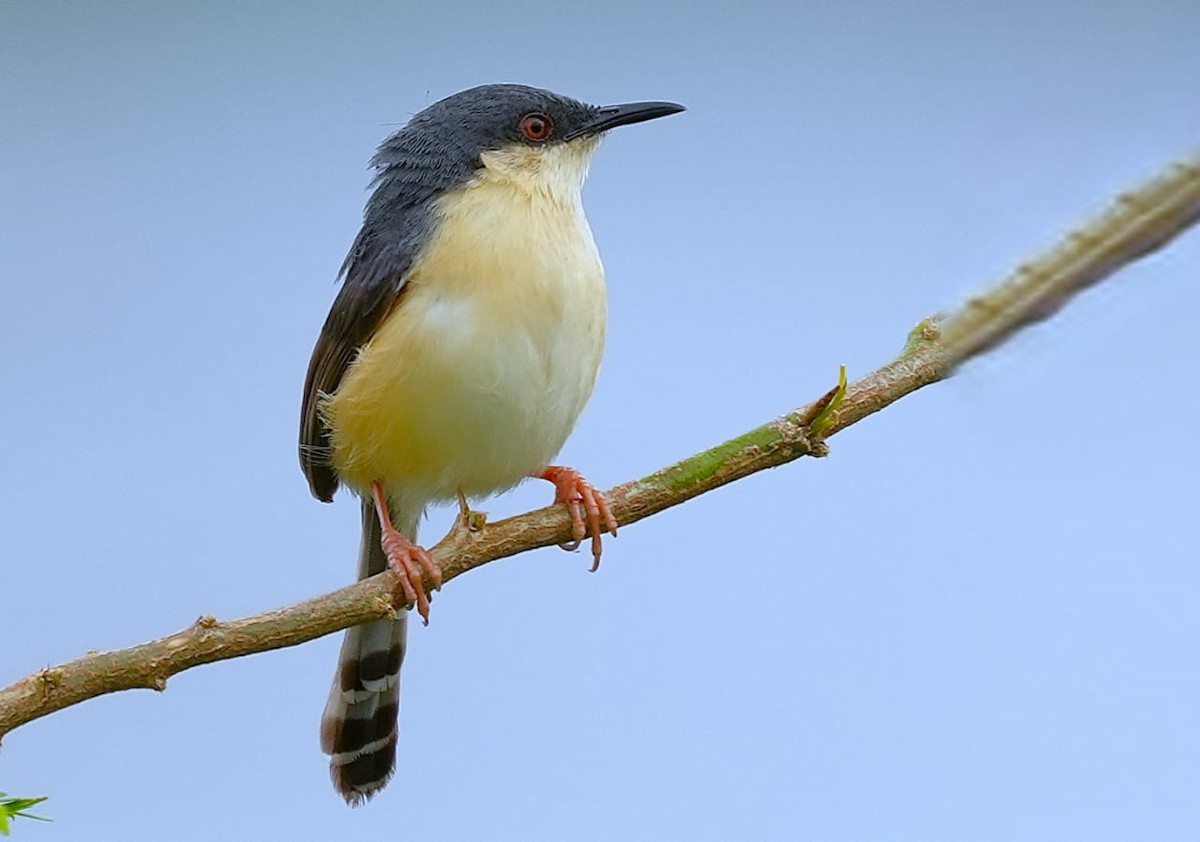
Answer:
[299,231,418,502]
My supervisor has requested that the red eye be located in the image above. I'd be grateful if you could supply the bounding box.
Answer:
[519,112,553,142]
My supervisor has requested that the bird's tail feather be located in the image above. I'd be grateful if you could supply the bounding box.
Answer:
[320,495,417,806]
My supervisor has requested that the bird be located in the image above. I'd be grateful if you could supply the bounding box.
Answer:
[298,83,684,805]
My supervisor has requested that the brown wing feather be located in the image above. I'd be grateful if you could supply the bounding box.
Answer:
[299,232,417,502]
[302,115,458,502]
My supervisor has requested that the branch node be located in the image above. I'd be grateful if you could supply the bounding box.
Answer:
[919,317,942,342]
[899,316,943,357]
[372,591,400,620]
[35,668,63,694]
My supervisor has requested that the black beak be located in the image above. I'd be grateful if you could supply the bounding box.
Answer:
[565,101,685,140]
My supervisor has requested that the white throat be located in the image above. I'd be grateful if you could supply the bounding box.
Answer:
[477,136,602,202]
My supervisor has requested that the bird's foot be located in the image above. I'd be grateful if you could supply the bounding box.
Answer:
[380,528,441,625]
[536,466,618,571]
[372,481,442,624]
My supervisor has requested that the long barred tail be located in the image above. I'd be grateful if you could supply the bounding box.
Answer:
[319,497,417,806]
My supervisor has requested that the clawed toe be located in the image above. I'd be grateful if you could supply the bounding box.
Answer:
[536,466,619,571]
[372,480,440,624]
[381,530,439,624]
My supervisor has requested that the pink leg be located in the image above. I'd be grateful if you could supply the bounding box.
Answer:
[371,481,442,624]
[536,466,619,572]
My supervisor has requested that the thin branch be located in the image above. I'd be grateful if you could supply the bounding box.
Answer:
[2,156,1198,743]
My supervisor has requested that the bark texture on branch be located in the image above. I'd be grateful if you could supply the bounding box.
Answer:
[2,156,1198,743]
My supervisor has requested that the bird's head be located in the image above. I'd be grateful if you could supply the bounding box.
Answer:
[371,84,684,201]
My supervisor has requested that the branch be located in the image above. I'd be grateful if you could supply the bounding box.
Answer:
[2,157,1198,743]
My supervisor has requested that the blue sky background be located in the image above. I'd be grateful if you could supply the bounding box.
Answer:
[2,2,1198,839]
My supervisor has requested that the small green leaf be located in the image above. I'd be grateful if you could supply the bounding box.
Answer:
[806,364,848,436]
[0,794,51,834]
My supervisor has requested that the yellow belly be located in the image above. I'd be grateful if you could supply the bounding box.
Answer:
[321,172,606,506]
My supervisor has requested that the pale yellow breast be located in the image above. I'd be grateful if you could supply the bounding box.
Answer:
[323,158,606,505]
